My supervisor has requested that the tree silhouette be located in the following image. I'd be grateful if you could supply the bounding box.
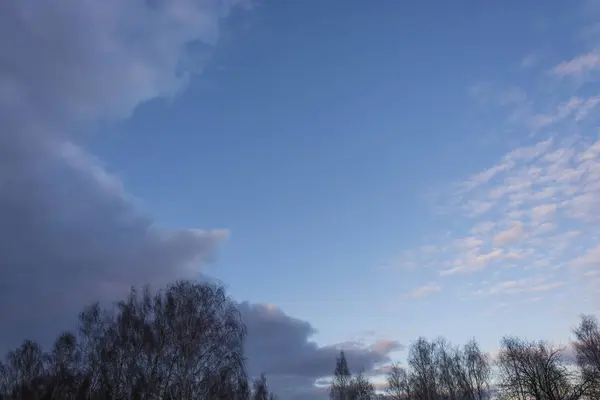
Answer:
[460,339,491,400]
[350,370,376,400]
[573,314,600,399]
[3,279,600,400]
[496,336,591,400]
[0,280,279,400]
[385,363,411,400]
[330,351,353,400]
[407,337,438,400]
[252,373,277,400]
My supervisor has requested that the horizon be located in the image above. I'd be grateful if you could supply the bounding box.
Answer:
[1,0,600,398]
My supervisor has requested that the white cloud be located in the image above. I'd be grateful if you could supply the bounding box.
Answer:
[530,97,584,129]
[576,96,600,121]
[405,284,441,299]
[531,222,556,236]
[570,243,600,269]
[493,222,525,246]
[470,221,496,235]
[552,49,600,77]
[402,134,600,307]
[440,248,504,276]
[474,276,565,296]
[505,139,554,162]
[390,4,600,316]
[462,161,514,191]
[531,203,557,222]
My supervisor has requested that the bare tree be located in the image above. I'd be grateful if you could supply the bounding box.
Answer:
[408,337,438,400]
[434,338,463,400]
[460,339,491,400]
[0,339,49,399]
[350,370,377,400]
[393,337,490,400]
[496,336,590,400]
[438,338,491,400]
[73,281,249,399]
[44,331,87,399]
[386,363,412,400]
[0,279,275,400]
[573,315,600,398]
[252,373,278,400]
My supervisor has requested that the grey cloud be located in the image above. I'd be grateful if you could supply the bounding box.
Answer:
[0,0,245,350]
[0,0,236,126]
[239,302,402,399]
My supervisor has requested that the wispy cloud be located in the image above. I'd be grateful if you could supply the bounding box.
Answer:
[399,35,600,310]
[474,276,565,296]
[493,222,525,246]
[436,136,600,285]
[519,53,539,68]
[552,49,600,77]
[520,53,538,69]
[405,284,441,299]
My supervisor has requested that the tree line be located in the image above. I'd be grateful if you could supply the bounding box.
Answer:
[1,279,599,400]
[0,280,277,400]
[328,316,600,400]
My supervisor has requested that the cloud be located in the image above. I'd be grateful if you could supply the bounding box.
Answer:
[552,49,600,77]
[462,161,514,191]
[570,243,600,271]
[440,248,505,276]
[531,203,557,222]
[529,97,583,129]
[405,284,441,298]
[520,54,537,69]
[525,95,600,130]
[390,2,600,317]
[493,222,525,246]
[403,134,600,302]
[453,136,600,290]
[239,303,402,399]
[0,0,251,350]
[474,276,565,296]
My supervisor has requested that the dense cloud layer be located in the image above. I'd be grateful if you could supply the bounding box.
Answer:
[0,1,399,397]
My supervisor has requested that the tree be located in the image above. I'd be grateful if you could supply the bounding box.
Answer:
[434,338,461,400]
[350,370,377,400]
[496,336,590,400]
[573,314,600,398]
[460,339,491,400]
[385,363,411,400]
[391,336,491,400]
[406,337,491,400]
[330,351,353,400]
[408,337,438,400]
[79,281,248,399]
[329,351,378,400]
[0,280,278,400]
[0,340,48,399]
[252,373,277,400]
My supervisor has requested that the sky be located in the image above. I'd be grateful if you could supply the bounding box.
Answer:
[2,0,600,398]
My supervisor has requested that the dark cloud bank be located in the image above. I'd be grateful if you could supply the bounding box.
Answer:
[0,1,400,397]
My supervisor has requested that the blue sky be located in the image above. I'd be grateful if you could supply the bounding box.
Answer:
[88,1,600,357]
[2,0,600,397]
